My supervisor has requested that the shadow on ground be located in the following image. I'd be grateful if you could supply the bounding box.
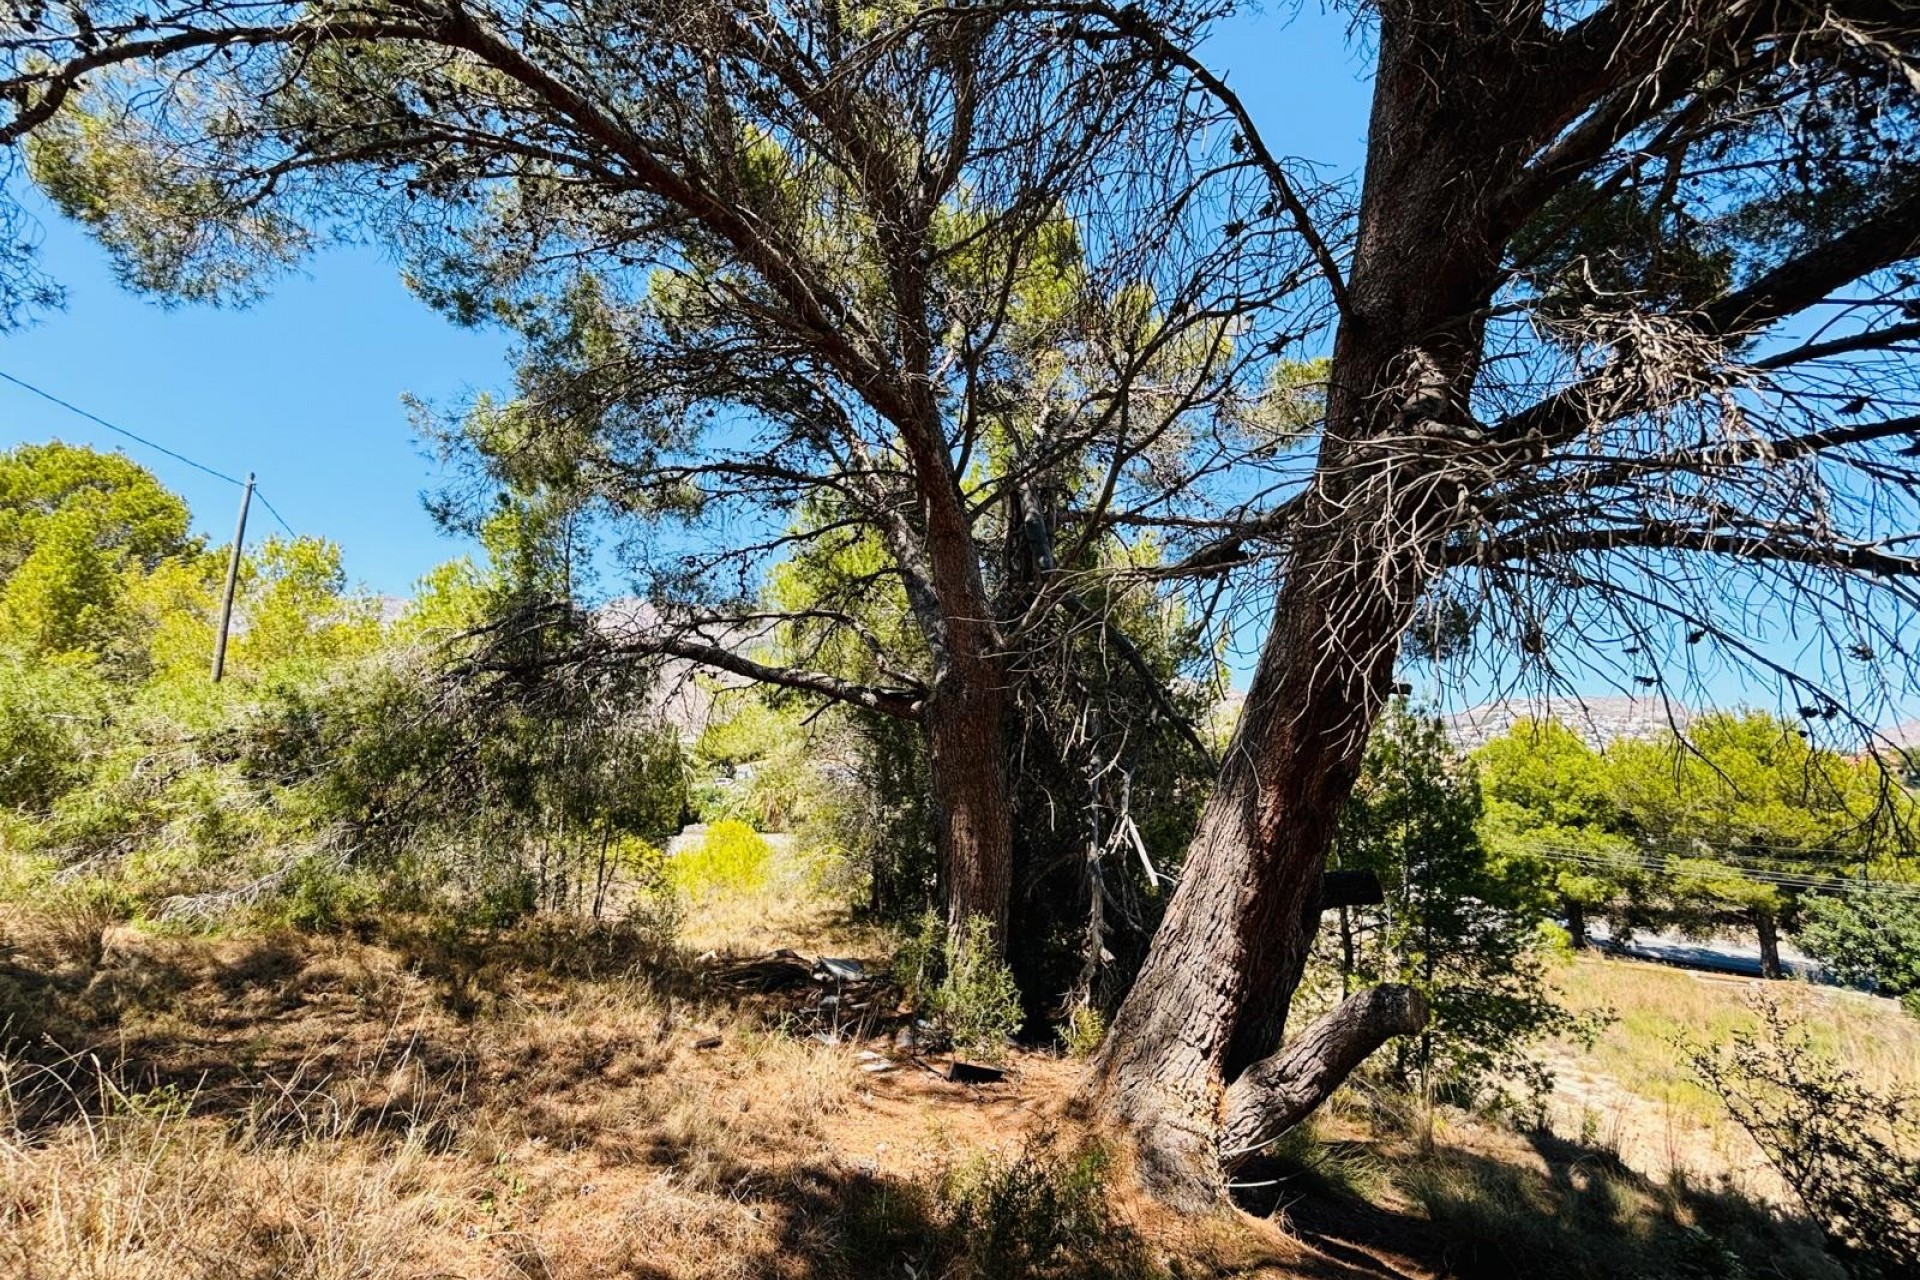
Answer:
[1231,1123,1844,1280]
[0,917,1846,1280]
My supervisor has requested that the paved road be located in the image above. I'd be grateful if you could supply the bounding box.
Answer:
[1583,921,1827,982]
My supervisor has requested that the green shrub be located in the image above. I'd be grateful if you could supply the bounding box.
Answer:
[668,819,773,897]
[933,1135,1156,1280]
[0,657,104,811]
[893,907,947,1008]
[607,836,683,948]
[895,912,1023,1061]
[1059,1004,1107,1059]
[266,855,381,933]
[1796,889,1920,999]
[1688,999,1919,1276]
[936,917,1023,1061]
[469,869,539,929]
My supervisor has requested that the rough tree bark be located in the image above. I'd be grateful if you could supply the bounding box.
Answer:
[901,381,1016,944]
[1217,985,1429,1165]
[1082,9,1538,1205]
[1081,534,1433,1205]
[870,204,1017,947]
[925,654,1015,945]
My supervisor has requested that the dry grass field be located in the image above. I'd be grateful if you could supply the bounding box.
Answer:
[1538,954,1920,1205]
[1,865,1910,1279]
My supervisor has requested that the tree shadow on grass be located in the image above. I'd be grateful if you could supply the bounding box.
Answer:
[3,923,1499,1279]
[0,915,896,1136]
[1231,1126,1844,1280]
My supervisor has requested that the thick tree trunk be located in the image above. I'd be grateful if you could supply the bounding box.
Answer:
[1755,909,1783,980]
[1080,542,1420,1206]
[1082,11,1527,1205]
[926,669,1014,944]
[879,324,1017,944]
[911,446,1016,947]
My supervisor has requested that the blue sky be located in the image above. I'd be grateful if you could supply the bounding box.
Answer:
[0,216,510,588]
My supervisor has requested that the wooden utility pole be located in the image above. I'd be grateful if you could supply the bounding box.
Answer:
[211,472,254,683]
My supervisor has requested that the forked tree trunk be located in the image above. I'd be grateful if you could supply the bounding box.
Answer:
[1083,10,1526,1205]
[1217,984,1428,1164]
[1080,534,1427,1205]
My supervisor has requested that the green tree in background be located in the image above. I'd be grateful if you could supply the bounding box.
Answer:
[1475,719,1644,949]
[1327,704,1573,1102]
[1797,889,1920,1011]
[0,441,690,928]
[2,0,1282,953]
[0,441,197,662]
[1608,712,1901,979]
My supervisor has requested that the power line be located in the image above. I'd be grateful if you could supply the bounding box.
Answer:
[0,368,246,486]
[1507,827,1920,867]
[0,367,296,536]
[1521,842,1920,899]
[252,490,296,539]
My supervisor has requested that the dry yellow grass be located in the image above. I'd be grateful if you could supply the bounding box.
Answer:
[1536,953,1920,1200]
[7,872,1910,1279]
[0,882,1339,1280]
[0,1100,484,1280]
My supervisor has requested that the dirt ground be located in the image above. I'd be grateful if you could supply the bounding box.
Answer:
[0,893,1871,1279]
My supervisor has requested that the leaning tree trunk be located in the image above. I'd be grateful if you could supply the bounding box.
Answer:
[1080,522,1431,1205]
[1082,9,1529,1206]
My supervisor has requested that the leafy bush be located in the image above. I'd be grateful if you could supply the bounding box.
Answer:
[0,657,104,811]
[895,912,1023,1060]
[0,446,693,935]
[1059,1004,1107,1059]
[668,819,772,897]
[267,855,381,933]
[1796,889,1920,1000]
[605,836,683,948]
[933,1135,1156,1280]
[893,907,948,1008]
[468,869,540,930]
[936,917,1024,1061]
[1688,999,1920,1276]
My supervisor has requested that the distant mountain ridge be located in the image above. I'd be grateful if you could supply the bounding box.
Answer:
[1881,719,1920,753]
[1440,696,1694,752]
